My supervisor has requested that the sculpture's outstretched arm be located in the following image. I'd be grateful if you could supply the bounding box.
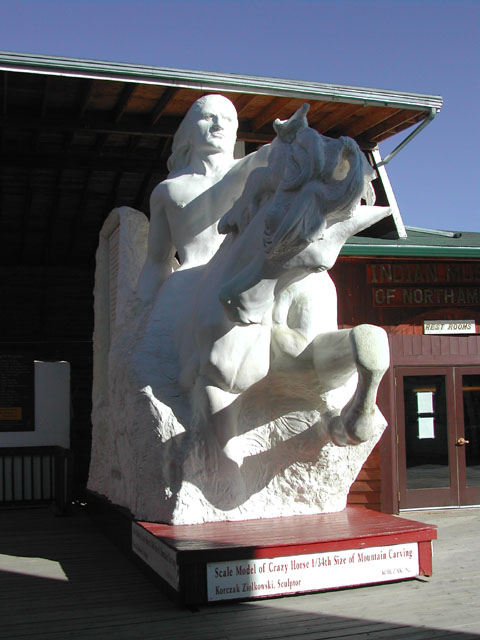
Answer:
[342,204,392,238]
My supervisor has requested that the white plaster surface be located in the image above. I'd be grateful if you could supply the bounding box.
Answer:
[1,361,70,448]
[88,97,390,524]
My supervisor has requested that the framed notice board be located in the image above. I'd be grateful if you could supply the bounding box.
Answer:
[0,350,34,432]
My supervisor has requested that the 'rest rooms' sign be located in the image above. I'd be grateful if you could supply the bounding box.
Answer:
[367,262,480,308]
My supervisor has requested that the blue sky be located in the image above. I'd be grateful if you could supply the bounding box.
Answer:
[1,0,478,232]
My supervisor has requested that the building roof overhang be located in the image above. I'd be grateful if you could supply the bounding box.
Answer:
[0,51,444,268]
[0,51,443,113]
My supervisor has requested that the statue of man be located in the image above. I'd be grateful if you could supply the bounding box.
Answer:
[137,95,262,302]
[136,94,304,303]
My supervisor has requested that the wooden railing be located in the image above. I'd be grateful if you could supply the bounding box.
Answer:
[0,446,73,512]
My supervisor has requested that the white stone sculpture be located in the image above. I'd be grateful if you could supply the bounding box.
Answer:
[88,95,391,524]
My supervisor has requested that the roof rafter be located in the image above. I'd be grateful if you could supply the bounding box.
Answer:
[114,82,139,123]
[3,70,8,116]
[78,78,95,119]
[252,97,294,132]
[150,87,178,125]
[312,103,365,134]
[233,93,257,118]
[40,75,50,118]
[341,107,404,139]
[364,111,423,143]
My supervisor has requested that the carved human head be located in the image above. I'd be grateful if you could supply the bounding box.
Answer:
[168,94,238,173]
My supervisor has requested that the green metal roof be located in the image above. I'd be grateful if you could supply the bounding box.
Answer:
[342,228,480,258]
[0,51,443,113]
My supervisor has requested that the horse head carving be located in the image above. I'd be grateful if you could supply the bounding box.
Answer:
[218,124,376,325]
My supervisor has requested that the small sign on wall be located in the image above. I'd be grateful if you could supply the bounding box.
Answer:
[0,352,34,432]
[424,320,475,335]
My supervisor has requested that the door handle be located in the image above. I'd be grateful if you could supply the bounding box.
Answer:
[456,437,470,446]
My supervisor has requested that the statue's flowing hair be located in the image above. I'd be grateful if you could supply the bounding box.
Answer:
[167,95,238,175]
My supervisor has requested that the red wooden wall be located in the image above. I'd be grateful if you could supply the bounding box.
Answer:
[333,255,480,512]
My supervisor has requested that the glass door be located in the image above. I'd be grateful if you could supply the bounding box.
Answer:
[455,369,480,506]
[396,366,480,509]
[396,368,457,508]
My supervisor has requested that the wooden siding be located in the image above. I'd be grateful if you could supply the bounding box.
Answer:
[333,255,480,513]
[347,445,381,510]
[390,333,480,365]
[331,256,480,334]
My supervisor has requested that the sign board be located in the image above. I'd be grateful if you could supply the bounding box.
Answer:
[132,522,179,590]
[0,352,34,432]
[424,320,475,335]
[367,262,480,308]
[372,287,480,307]
[206,543,419,601]
[367,262,480,285]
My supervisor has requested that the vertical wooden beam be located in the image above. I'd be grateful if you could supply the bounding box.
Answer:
[44,170,62,265]
[63,130,76,153]
[66,170,92,264]
[134,171,153,213]
[104,170,124,214]
[159,135,172,160]
[93,132,110,156]
[18,170,33,263]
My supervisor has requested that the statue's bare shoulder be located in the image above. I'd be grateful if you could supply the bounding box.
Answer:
[150,176,186,214]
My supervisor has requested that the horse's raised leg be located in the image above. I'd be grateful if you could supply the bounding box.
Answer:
[326,324,389,446]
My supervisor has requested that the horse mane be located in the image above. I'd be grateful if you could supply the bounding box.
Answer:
[218,127,371,263]
[263,130,371,260]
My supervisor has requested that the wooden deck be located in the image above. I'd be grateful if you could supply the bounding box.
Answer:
[1,506,479,639]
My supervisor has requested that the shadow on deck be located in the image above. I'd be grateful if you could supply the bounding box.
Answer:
[1,506,479,639]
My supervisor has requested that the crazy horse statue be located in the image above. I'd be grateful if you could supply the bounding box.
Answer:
[88,98,391,524]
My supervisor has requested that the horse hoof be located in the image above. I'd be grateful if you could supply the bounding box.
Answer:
[328,409,376,446]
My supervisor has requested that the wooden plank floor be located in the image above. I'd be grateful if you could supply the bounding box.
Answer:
[1,506,479,639]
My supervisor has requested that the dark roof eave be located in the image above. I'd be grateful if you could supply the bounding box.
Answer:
[0,51,443,113]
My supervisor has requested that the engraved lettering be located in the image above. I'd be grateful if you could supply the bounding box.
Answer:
[403,289,413,304]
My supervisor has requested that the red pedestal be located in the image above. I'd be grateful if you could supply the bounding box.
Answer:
[131,507,437,604]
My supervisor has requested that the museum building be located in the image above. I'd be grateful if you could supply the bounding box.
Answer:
[0,52,478,515]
